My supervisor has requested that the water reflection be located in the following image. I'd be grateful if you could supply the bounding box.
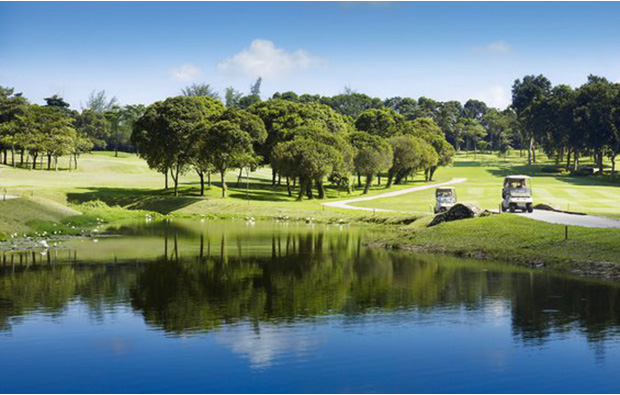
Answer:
[2,220,620,353]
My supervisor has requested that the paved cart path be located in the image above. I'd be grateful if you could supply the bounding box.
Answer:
[517,210,620,228]
[321,178,467,212]
[322,178,620,228]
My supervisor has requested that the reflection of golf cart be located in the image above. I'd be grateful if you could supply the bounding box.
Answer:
[434,187,457,214]
[501,175,534,213]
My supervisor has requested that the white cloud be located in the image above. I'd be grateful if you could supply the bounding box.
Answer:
[475,40,510,54]
[216,324,325,369]
[170,63,202,82]
[473,85,511,109]
[217,39,320,79]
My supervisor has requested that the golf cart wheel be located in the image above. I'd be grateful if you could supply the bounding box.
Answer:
[527,203,534,213]
[509,204,516,213]
[501,204,507,213]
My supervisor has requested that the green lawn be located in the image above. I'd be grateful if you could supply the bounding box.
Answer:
[353,152,620,218]
[1,150,620,222]
[0,151,432,215]
[375,214,620,272]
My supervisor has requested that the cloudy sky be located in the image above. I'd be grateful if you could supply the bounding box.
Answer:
[2,2,620,109]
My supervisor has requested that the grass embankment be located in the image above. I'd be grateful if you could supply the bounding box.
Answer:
[0,197,157,240]
[372,214,620,279]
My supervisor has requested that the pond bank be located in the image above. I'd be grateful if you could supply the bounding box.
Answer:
[4,197,620,282]
[368,214,620,281]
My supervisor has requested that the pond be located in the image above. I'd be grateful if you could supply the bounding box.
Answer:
[1,220,620,393]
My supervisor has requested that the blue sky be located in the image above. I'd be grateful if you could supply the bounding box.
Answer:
[2,1,620,109]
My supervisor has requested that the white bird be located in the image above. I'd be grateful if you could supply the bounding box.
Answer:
[38,240,49,249]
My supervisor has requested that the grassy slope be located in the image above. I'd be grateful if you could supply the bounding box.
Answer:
[0,197,80,237]
[374,215,620,277]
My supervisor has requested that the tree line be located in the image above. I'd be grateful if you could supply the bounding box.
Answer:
[130,92,457,199]
[3,72,619,193]
[0,88,145,170]
[512,74,620,178]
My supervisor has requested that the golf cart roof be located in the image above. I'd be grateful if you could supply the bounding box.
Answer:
[436,187,456,191]
[504,175,531,180]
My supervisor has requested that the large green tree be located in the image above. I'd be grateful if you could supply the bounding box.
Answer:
[196,108,267,197]
[355,108,404,138]
[511,74,552,164]
[271,127,353,200]
[349,132,393,193]
[132,96,225,195]
[249,99,352,185]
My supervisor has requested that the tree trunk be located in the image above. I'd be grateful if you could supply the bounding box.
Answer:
[316,179,325,199]
[47,153,52,170]
[566,149,572,170]
[363,175,372,194]
[54,156,58,171]
[429,166,437,181]
[277,174,281,186]
[237,168,244,187]
[386,168,395,188]
[611,154,616,181]
[164,170,169,190]
[74,153,78,169]
[11,146,15,167]
[197,171,205,196]
[220,170,227,197]
[574,151,579,171]
[357,173,361,188]
[207,172,211,187]
[172,166,179,197]
[32,153,37,169]
[286,177,292,197]
[272,168,277,186]
[20,149,24,166]
[296,178,306,201]
[377,174,381,186]
[305,180,314,200]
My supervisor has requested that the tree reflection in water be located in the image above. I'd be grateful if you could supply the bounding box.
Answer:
[2,220,620,355]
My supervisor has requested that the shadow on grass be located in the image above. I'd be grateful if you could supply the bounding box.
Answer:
[67,188,201,214]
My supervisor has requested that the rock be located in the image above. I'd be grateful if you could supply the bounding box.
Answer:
[428,203,490,227]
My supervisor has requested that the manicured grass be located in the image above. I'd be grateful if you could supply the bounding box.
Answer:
[1,150,619,226]
[353,151,620,218]
[375,214,620,270]
[0,151,433,217]
[0,197,80,238]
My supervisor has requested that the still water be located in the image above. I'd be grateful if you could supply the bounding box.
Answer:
[2,220,620,393]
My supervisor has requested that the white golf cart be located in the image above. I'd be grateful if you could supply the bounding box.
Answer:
[501,175,534,213]
[434,187,457,214]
